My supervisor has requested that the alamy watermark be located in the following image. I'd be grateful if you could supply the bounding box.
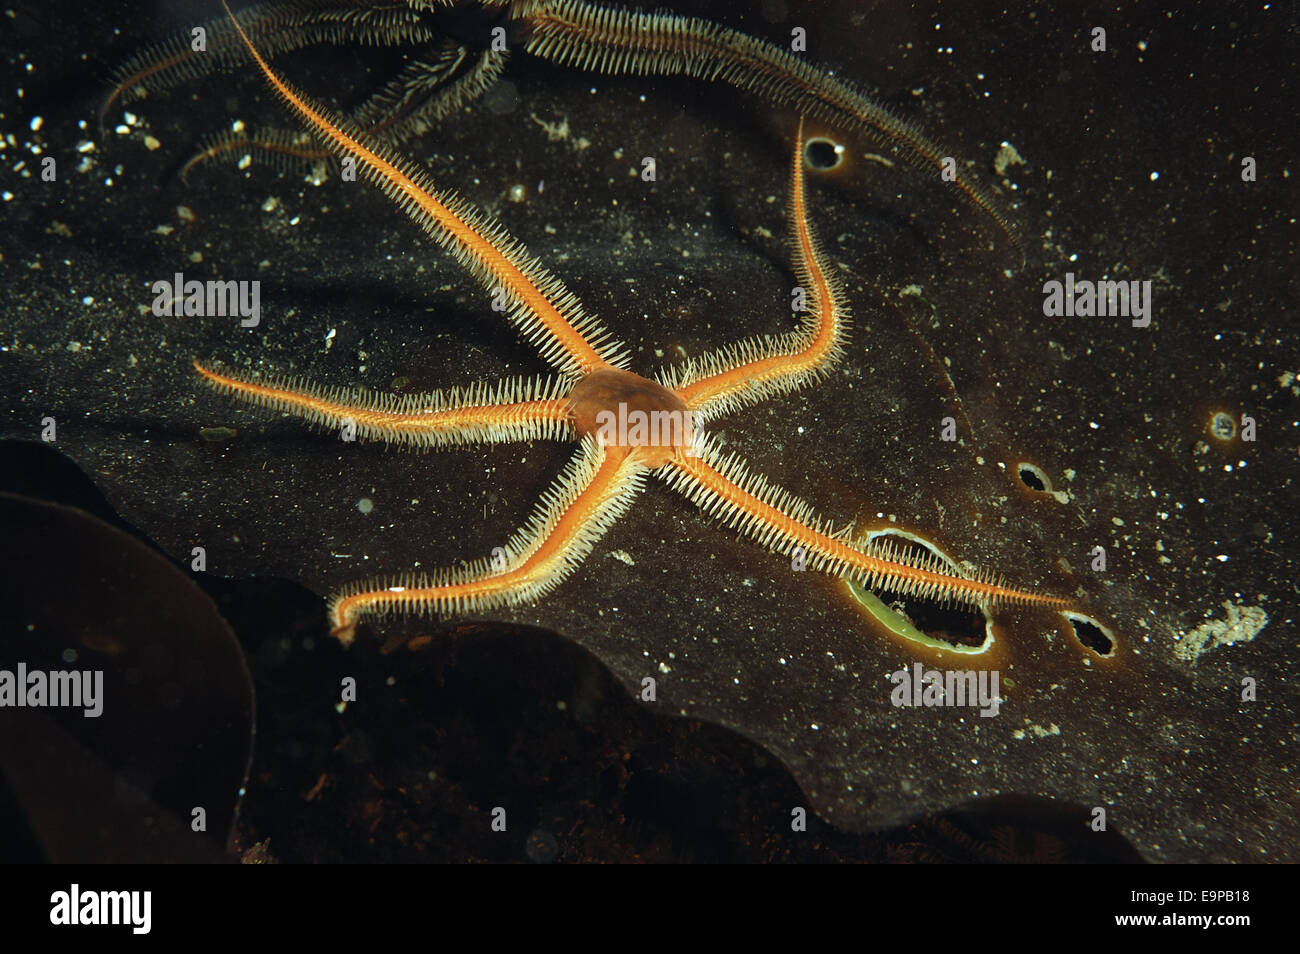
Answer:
[0,663,103,717]
[50,884,150,934]
[1042,272,1152,328]
[889,663,1001,717]
[151,271,260,327]
[593,401,697,456]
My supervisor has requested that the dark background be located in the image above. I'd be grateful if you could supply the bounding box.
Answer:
[1,0,1295,862]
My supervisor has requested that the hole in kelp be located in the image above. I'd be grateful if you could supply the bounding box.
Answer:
[1208,411,1236,441]
[803,136,845,171]
[1064,611,1116,657]
[1017,462,1051,493]
[847,532,991,652]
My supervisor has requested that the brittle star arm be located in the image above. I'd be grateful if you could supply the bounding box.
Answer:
[661,435,1070,611]
[110,2,1017,251]
[220,0,627,381]
[101,1,439,134]
[517,0,1019,252]
[193,359,575,447]
[658,118,849,425]
[329,436,646,642]
[179,43,511,182]
[349,43,510,147]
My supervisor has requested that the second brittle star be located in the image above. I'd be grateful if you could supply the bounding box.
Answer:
[195,0,1066,645]
[105,0,1020,258]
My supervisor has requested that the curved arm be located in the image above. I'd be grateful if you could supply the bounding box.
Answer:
[102,1,437,134]
[329,436,646,642]
[661,118,849,423]
[521,0,1019,254]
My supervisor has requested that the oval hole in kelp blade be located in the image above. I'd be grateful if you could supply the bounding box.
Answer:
[845,530,993,654]
[1063,610,1117,659]
[1016,462,1052,494]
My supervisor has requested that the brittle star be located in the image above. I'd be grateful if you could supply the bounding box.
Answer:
[194,1,1065,645]
[104,0,1019,258]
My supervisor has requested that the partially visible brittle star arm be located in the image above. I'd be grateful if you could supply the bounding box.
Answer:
[194,359,574,447]
[102,0,438,134]
[329,436,646,643]
[179,43,511,182]
[351,43,511,148]
[519,0,1019,253]
[661,119,849,424]
[661,434,1069,611]
[220,0,628,380]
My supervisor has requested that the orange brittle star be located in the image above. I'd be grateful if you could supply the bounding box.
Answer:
[196,1,1066,645]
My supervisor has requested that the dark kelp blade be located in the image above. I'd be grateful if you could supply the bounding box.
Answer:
[0,492,254,862]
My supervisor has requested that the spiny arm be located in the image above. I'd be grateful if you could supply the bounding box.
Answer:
[329,436,646,642]
[519,0,1020,256]
[179,43,510,181]
[102,1,436,134]
[662,434,1069,611]
[219,0,627,380]
[194,359,574,448]
[660,119,849,423]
